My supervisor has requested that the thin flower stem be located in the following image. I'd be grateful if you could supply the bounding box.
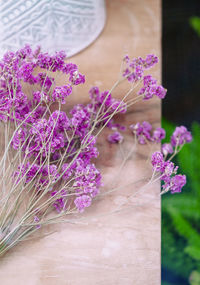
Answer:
[0,102,41,169]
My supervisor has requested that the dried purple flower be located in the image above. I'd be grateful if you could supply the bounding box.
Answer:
[138,75,167,100]
[170,174,187,194]
[107,131,124,144]
[151,151,165,172]
[171,126,192,147]
[152,127,166,143]
[69,71,85,85]
[144,54,158,69]
[130,121,152,144]
[74,195,92,212]
[162,143,173,156]
[52,85,72,104]
[49,111,70,132]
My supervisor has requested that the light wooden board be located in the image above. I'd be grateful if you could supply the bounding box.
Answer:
[0,0,161,284]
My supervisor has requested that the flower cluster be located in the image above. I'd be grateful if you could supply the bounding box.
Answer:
[89,86,127,124]
[107,120,192,195]
[122,55,166,100]
[108,121,165,145]
[0,46,167,215]
[107,131,124,144]
[138,75,167,100]
[123,54,158,83]
[0,45,85,124]
[170,126,192,147]
[129,121,165,144]
[0,45,192,257]
[151,151,186,194]
[150,125,192,194]
[162,125,192,156]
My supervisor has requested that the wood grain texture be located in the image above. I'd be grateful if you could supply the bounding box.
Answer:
[0,0,161,284]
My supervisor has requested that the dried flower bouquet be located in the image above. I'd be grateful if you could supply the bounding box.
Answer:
[0,45,192,256]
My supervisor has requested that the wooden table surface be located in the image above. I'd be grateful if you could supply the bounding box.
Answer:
[0,0,161,284]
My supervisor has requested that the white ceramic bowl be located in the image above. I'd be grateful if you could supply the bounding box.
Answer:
[0,0,106,57]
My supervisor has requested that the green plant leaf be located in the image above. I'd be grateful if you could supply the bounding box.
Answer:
[162,212,195,278]
[162,195,200,220]
[185,246,200,261]
[189,17,200,37]
[168,207,200,248]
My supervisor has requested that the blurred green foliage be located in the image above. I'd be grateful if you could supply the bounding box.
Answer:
[162,119,200,284]
[189,17,200,37]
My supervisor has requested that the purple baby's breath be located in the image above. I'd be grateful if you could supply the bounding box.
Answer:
[130,121,152,144]
[129,122,166,144]
[138,75,167,100]
[1,45,191,257]
[162,143,173,156]
[170,174,187,194]
[52,85,72,104]
[107,131,124,144]
[69,71,85,85]
[151,151,165,172]
[152,127,166,143]
[151,149,187,194]
[0,45,177,217]
[74,195,92,213]
[144,54,158,69]
[48,111,70,132]
[171,126,192,147]
[122,54,159,83]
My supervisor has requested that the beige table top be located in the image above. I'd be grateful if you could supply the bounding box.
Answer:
[0,0,161,284]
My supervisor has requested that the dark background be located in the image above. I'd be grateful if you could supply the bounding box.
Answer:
[162,0,200,127]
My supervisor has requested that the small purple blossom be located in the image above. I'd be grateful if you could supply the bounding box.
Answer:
[151,151,186,195]
[143,75,157,86]
[171,126,192,147]
[18,62,36,84]
[161,161,179,185]
[36,50,66,71]
[74,195,92,212]
[36,73,54,91]
[88,86,127,116]
[69,71,85,85]
[130,121,152,144]
[12,128,27,150]
[52,85,72,104]
[138,75,167,100]
[89,86,100,101]
[62,63,78,74]
[170,174,186,194]
[25,163,40,183]
[151,151,165,172]
[122,54,159,84]
[144,54,158,69]
[70,104,91,137]
[163,161,175,177]
[34,216,41,229]
[42,164,59,182]
[51,189,67,212]
[107,131,123,144]
[152,127,166,143]
[48,111,70,132]
[162,143,173,156]
[162,174,186,194]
